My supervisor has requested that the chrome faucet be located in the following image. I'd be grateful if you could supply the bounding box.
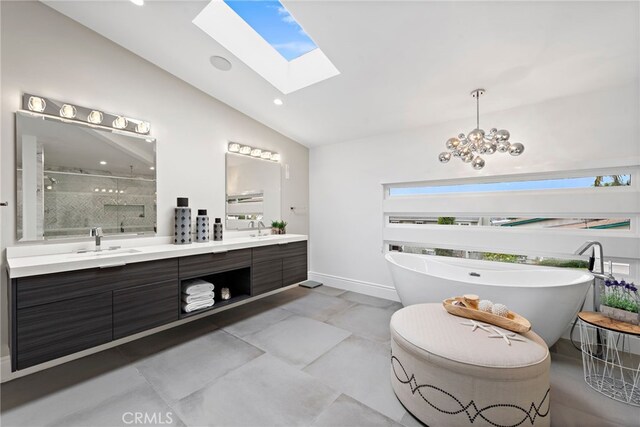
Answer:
[248,220,255,229]
[575,241,614,309]
[90,227,104,252]
[257,220,266,236]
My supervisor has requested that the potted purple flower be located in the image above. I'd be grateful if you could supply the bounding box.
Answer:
[600,279,639,325]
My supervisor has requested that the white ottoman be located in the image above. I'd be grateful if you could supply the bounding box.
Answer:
[390,304,550,427]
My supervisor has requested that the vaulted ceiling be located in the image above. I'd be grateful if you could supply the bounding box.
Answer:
[43,1,639,147]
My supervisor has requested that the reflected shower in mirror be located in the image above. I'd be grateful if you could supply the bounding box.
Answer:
[16,111,157,241]
[226,153,281,230]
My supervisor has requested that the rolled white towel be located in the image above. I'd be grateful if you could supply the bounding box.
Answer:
[182,299,215,313]
[182,292,215,304]
[183,279,214,295]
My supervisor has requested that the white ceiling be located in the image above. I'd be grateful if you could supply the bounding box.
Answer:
[43,1,639,147]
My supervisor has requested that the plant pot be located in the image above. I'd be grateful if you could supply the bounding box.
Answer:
[271,227,286,235]
[600,305,640,325]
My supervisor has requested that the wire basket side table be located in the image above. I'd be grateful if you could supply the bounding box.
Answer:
[577,312,640,407]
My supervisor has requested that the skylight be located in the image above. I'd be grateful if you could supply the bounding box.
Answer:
[193,1,339,94]
[224,1,317,61]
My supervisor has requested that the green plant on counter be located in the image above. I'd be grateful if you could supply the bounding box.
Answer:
[602,279,639,313]
[271,220,288,234]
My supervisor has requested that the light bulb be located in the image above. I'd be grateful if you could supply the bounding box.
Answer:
[27,96,46,112]
[239,146,251,155]
[250,148,262,157]
[261,151,272,160]
[228,143,240,152]
[495,129,510,142]
[113,116,128,129]
[271,153,281,162]
[472,156,485,170]
[60,104,77,119]
[509,142,524,156]
[438,152,451,163]
[273,98,283,106]
[445,137,460,150]
[135,121,150,134]
[496,141,511,153]
[88,110,103,124]
[467,128,485,144]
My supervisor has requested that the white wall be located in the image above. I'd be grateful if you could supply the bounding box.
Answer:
[0,1,309,358]
[309,83,640,299]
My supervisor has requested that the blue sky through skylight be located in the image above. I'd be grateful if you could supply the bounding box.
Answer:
[389,175,631,196]
[224,1,318,61]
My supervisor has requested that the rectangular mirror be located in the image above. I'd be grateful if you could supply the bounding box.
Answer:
[226,153,281,230]
[16,111,157,241]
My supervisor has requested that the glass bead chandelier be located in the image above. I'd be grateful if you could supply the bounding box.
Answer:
[439,89,524,170]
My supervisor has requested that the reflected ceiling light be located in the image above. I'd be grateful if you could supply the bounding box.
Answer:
[130,0,144,5]
[439,89,525,170]
[210,55,232,71]
[250,148,262,157]
[228,142,241,152]
[99,160,107,165]
[108,189,114,193]
[119,190,125,194]
[273,98,283,106]
[113,116,128,129]
[87,110,103,124]
[135,121,150,134]
[239,146,252,155]
[46,185,53,190]
[27,96,46,112]
[260,151,272,160]
[101,189,107,192]
[94,188,100,192]
[271,153,281,162]
[59,104,77,119]
[149,166,155,170]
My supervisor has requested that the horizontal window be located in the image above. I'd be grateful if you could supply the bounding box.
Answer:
[388,216,631,230]
[388,244,589,269]
[389,174,631,196]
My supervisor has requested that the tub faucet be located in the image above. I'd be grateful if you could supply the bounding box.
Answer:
[575,241,614,309]
[90,227,104,252]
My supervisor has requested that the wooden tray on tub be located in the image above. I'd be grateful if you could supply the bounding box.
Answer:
[443,297,531,334]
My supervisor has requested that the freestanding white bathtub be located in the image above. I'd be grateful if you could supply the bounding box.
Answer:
[385,252,594,345]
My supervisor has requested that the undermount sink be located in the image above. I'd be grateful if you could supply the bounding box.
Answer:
[249,234,281,240]
[69,248,142,258]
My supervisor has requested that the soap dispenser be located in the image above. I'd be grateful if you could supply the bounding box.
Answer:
[174,197,192,245]
[196,209,210,242]
[213,218,223,241]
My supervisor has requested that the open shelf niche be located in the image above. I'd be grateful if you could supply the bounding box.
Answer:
[180,267,251,318]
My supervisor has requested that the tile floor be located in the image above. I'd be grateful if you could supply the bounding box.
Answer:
[1,286,638,426]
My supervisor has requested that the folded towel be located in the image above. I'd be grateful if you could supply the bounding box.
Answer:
[182,299,215,313]
[182,292,215,304]
[183,279,214,295]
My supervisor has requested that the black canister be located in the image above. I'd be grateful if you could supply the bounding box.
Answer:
[213,218,223,241]
[174,197,192,245]
[196,209,210,242]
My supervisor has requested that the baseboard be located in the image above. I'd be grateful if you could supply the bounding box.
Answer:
[1,355,12,383]
[308,271,400,302]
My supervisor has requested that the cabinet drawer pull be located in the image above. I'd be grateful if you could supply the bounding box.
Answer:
[99,262,127,269]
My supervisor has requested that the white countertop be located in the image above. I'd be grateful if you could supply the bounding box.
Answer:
[6,234,308,279]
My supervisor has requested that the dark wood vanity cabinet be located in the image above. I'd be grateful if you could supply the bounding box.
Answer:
[252,241,308,295]
[10,240,307,371]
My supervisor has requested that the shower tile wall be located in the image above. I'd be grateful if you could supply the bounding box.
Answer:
[43,172,156,237]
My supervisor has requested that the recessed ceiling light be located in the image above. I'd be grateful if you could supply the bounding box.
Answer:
[100,161,107,165]
[130,0,144,6]
[210,55,232,71]
[273,98,283,106]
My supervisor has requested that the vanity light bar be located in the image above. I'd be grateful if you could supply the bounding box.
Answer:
[22,94,151,136]
[227,142,280,162]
